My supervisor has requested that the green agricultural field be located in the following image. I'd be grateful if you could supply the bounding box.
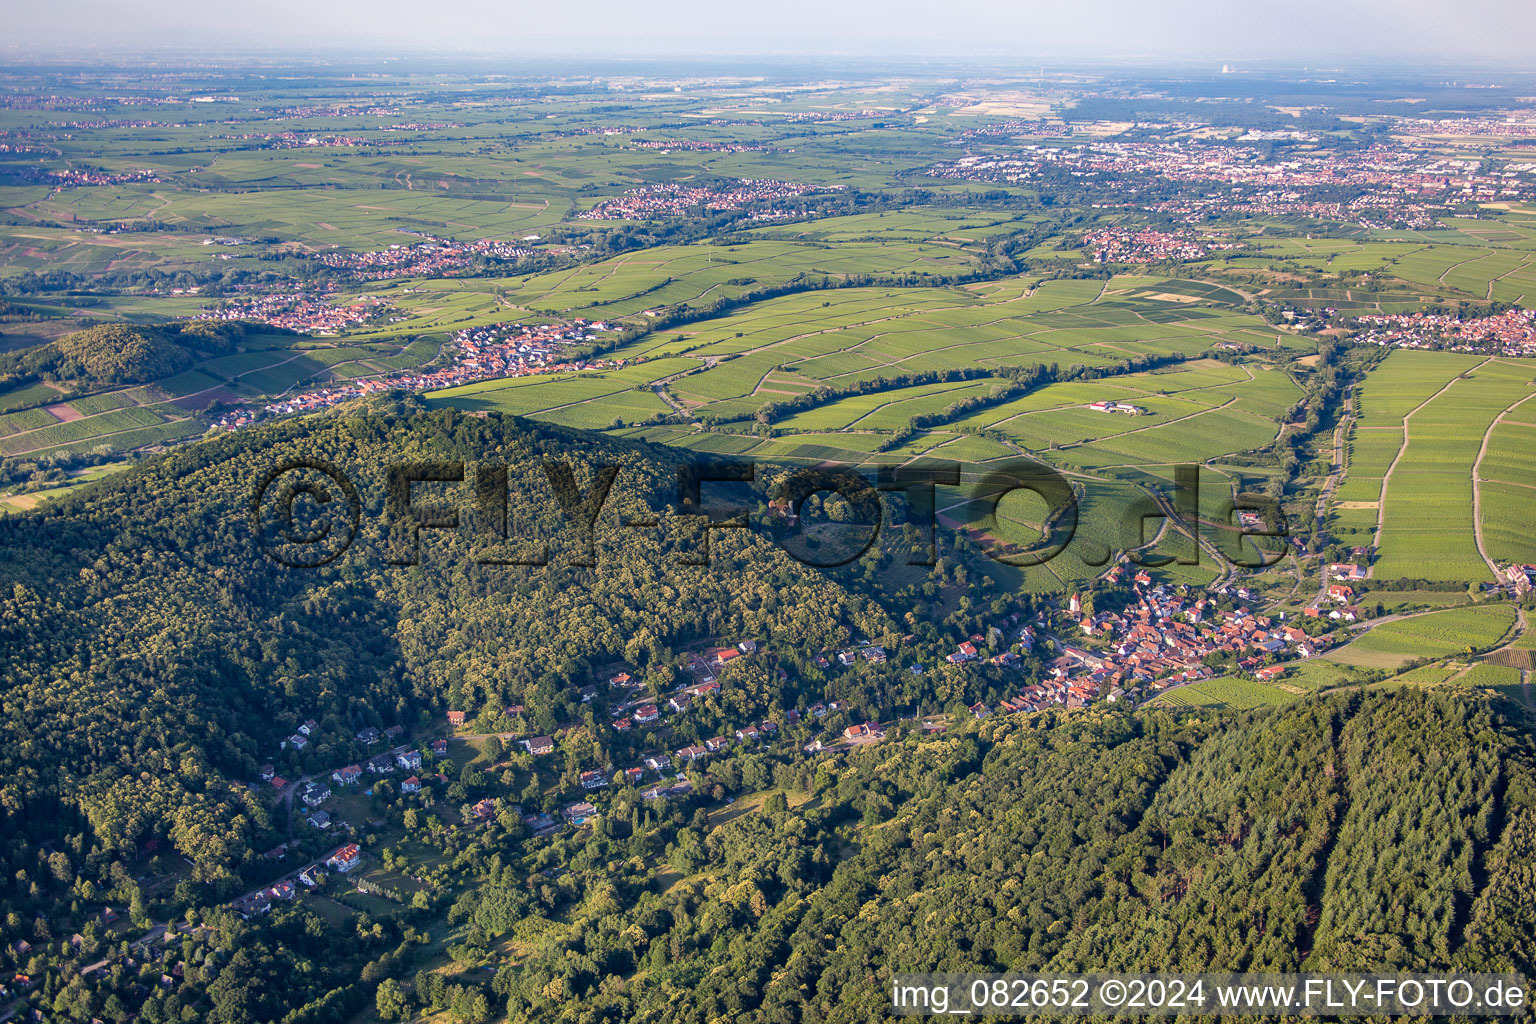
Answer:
[34,187,575,253]
[615,282,1281,426]
[533,389,673,429]
[1154,676,1295,709]
[937,472,1208,593]
[1366,589,1476,613]
[1386,662,1464,686]
[0,224,231,280]
[1326,605,1517,669]
[157,370,226,397]
[0,407,61,436]
[922,433,1019,462]
[424,358,698,421]
[1372,358,1535,582]
[1455,661,1523,691]
[0,382,64,414]
[749,208,1042,243]
[1277,659,1360,691]
[939,361,1303,470]
[66,391,137,415]
[0,458,135,514]
[1352,349,1485,422]
[502,239,975,317]
[1475,400,1536,566]
[0,405,175,456]
[773,379,994,432]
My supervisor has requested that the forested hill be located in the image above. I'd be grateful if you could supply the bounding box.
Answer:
[1,405,1535,1023]
[0,320,253,388]
[0,401,892,887]
[489,690,1536,1022]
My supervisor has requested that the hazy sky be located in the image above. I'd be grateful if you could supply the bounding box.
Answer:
[5,0,1535,64]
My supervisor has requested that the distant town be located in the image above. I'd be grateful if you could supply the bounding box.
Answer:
[210,319,620,431]
[1354,308,1536,356]
[931,135,1536,229]
[1084,227,1242,264]
[577,178,834,220]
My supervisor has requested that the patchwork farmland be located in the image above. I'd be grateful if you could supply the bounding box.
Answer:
[1334,351,1536,584]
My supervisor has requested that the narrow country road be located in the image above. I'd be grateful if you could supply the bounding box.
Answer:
[1308,384,1355,608]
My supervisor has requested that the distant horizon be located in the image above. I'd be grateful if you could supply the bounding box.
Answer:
[5,0,1536,68]
[1,48,1534,79]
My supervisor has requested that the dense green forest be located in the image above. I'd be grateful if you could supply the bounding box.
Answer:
[0,402,894,882]
[483,691,1536,1023]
